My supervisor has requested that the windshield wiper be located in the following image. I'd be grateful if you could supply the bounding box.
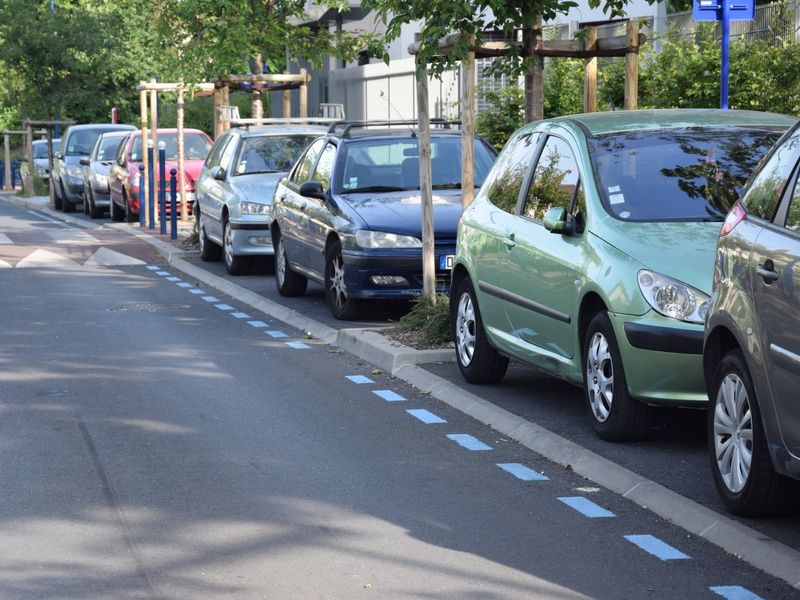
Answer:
[345,185,406,193]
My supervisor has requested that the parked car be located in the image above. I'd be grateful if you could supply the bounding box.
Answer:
[196,124,327,274]
[52,124,136,212]
[703,121,800,516]
[108,128,212,223]
[269,121,497,319]
[20,138,60,187]
[79,131,129,219]
[449,109,796,442]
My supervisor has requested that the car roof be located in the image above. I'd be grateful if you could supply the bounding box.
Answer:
[126,128,208,138]
[66,124,136,133]
[98,130,130,138]
[234,125,329,138]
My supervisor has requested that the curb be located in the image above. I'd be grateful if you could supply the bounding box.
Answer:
[7,194,800,590]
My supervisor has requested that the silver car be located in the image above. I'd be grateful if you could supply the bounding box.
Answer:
[80,131,130,219]
[703,121,800,516]
[195,125,327,275]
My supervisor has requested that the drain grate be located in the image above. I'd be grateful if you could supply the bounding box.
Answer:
[107,303,192,313]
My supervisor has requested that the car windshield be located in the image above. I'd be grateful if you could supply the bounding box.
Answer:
[65,131,106,156]
[33,143,50,159]
[337,136,495,194]
[94,137,123,161]
[131,133,211,161]
[589,127,785,222]
[235,135,318,175]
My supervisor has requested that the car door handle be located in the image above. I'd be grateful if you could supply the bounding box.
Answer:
[756,261,779,283]
[503,234,516,250]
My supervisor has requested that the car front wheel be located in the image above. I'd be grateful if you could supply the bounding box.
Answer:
[274,230,307,297]
[583,311,652,442]
[451,277,509,384]
[709,349,799,516]
[325,240,361,320]
[223,220,253,275]
[88,188,103,219]
[61,182,74,213]
[198,210,222,262]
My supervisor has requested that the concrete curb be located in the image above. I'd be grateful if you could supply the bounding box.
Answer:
[8,193,800,590]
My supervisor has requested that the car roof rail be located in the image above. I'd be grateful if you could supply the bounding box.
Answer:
[327,119,462,138]
[228,117,342,131]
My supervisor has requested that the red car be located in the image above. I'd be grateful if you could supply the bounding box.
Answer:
[108,128,212,222]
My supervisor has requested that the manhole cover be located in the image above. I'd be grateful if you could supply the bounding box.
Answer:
[107,303,192,313]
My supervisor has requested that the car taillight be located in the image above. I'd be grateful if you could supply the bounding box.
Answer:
[720,201,747,237]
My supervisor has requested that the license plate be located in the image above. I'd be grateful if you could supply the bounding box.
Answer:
[439,255,455,270]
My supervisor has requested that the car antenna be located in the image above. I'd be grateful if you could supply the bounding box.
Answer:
[380,90,416,137]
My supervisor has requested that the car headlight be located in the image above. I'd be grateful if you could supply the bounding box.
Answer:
[93,173,108,187]
[67,164,83,178]
[637,270,710,324]
[355,230,422,249]
[239,201,270,215]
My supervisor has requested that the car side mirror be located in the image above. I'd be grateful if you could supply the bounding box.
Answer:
[55,151,63,160]
[211,166,226,181]
[299,181,325,200]
[79,157,90,166]
[543,207,574,235]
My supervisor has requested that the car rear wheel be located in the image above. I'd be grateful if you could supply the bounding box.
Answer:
[198,210,221,261]
[223,220,253,275]
[451,277,509,384]
[275,230,307,297]
[83,190,90,215]
[61,182,74,213]
[110,195,123,222]
[88,188,103,219]
[583,311,652,442]
[52,179,63,211]
[709,349,799,516]
[124,191,136,223]
[325,240,361,320]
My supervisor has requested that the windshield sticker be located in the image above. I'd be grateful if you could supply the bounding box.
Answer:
[608,185,621,194]
[609,193,625,205]
[619,211,631,219]
[344,177,358,190]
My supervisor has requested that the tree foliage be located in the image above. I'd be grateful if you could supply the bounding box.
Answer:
[475,86,524,149]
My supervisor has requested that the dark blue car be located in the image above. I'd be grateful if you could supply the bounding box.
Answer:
[269,121,497,319]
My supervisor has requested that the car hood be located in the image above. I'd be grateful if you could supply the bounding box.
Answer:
[341,189,466,238]
[594,218,722,294]
[230,172,286,203]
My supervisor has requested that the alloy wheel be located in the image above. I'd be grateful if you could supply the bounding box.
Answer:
[586,332,614,422]
[329,253,348,310]
[224,222,234,267]
[276,237,286,287]
[198,217,206,255]
[455,292,476,366]
[713,373,753,494]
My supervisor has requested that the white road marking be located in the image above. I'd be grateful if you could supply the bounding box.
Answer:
[84,247,145,267]
[48,230,99,244]
[0,258,11,268]
[0,233,12,244]
[15,249,80,268]
[26,210,71,227]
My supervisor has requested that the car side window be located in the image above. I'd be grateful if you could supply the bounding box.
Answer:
[785,169,800,231]
[292,139,326,185]
[115,136,130,164]
[481,131,539,214]
[522,136,581,222]
[218,136,238,172]
[742,136,800,221]
[313,143,336,190]
[205,134,230,168]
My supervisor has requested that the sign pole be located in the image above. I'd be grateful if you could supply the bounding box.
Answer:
[720,1,730,109]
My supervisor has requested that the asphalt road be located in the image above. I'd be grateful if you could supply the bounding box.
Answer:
[2,197,798,598]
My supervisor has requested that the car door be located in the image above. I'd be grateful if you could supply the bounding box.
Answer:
[108,135,130,206]
[302,142,337,278]
[205,134,238,241]
[502,133,586,364]
[752,163,800,456]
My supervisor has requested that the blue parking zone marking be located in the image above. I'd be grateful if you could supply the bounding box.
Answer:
[215,304,235,311]
[177,282,193,288]
[447,434,492,451]
[497,463,549,481]
[710,586,764,600]
[372,390,406,402]
[247,321,268,328]
[624,535,691,561]
[146,265,160,270]
[230,312,251,319]
[558,496,615,518]
[286,342,310,349]
[166,276,181,282]
[406,409,447,424]
[266,331,288,338]
[346,375,374,384]
[188,289,205,295]
[202,296,220,303]
[155,271,170,276]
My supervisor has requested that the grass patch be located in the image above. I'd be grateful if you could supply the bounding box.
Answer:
[33,177,50,197]
[386,293,452,349]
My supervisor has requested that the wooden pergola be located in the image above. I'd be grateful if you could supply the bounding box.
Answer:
[5,119,75,200]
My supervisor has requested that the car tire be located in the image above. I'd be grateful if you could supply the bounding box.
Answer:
[275,229,307,297]
[61,182,74,213]
[52,178,63,211]
[88,188,103,219]
[83,189,90,216]
[198,210,222,262]
[124,191,136,223]
[583,311,653,442]
[325,239,361,320]
[110,195,123,222]
[451,276,509,384]
[708,349,799,516]
[223,219,253,275]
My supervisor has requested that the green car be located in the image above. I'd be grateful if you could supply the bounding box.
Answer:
[450,109,797,441]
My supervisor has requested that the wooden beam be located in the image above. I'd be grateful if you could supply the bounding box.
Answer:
[140,87,150,227]
[461,47,475,207]
[283,87,291,119]
[584,26,598,113]
[416,61,435,300]
[177,81,187,222]
[23,121,33,197]
[223,73,309,84]
[221,84,231,131]
[137,82,215,94]
[150,80,159,226]
[625,20,640,110]
[213,86,222,138]
[46,127,55,207]
[299,68,308,118]
[3,134,11,192]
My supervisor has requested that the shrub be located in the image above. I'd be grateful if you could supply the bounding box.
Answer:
[388,293,452,348]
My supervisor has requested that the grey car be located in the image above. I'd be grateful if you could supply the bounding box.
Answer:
[195,125,327,275]
[703,121,800,516]
[51,123,136,212]
[20,138,60,186]
[80,131,130,219]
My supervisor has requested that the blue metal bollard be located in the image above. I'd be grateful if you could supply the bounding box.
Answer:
[147,144,155,230]
[169,168,177,240]
[158,147,166,235]
[138,165,145,227]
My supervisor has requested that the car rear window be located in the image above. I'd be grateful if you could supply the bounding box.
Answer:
[235,135,318,175]
[589,127,785,222]
[131,133,211,161]
[336,136,495,194]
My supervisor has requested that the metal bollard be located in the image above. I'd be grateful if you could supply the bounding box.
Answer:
[147,142,155,230]
[158,147,167,235]
[169,168,177,240]
[138,165,145,227]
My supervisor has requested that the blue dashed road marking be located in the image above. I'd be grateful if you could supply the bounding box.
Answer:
[188,289,205,295]
[166,276,181,282]
[202,296,220,303]
[496,463,549,481]
[558,496,615,518]
[248,321,268,328]
[155,271,170,276]
[230,312,251,319]
[146,265,160,271]
[266,331,288,338]
[177,282,193,288]
[406,409,447,424]
[346,375,374,384]
[372,390,406,402]
[710,586,764,600]
[215,304,235,311]
[286,342,310,349]
[624,535,691,561]
[447,434,492,451]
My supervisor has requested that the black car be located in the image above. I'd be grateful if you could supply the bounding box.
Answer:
[269,121,496,319]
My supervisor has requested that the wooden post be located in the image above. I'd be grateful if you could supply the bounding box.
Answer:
[140,86,150,227]
[3,133,11,192]
[584,26,598,113]
[46,127,55,207]
[177,81,187,222]
[24,121,34,197]
[252,54,264,120]
[150,79,160,226]
[283,87,291,119]
[299,68,308,118]
[213,85,222,138]
[416,61,435,300]
[221,84,231,131]
[625,20,640,111]
[461,47,475,207]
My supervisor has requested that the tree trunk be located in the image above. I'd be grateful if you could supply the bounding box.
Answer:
[252,53,264,119]
[523,13,544,123]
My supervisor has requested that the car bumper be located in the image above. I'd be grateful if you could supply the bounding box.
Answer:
[92,190,111,206]
[64,177,84,201]
[230,222,274,256]
[609,311,707,405]
[342,248,453,299]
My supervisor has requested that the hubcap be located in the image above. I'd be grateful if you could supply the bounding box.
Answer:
[276,238,286,287]
[329,253,347,310]
[455,292,476,366]
[198,216,206,254]
[586,332,614,422]
[224,222,233,266]
[713,373,753,493]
